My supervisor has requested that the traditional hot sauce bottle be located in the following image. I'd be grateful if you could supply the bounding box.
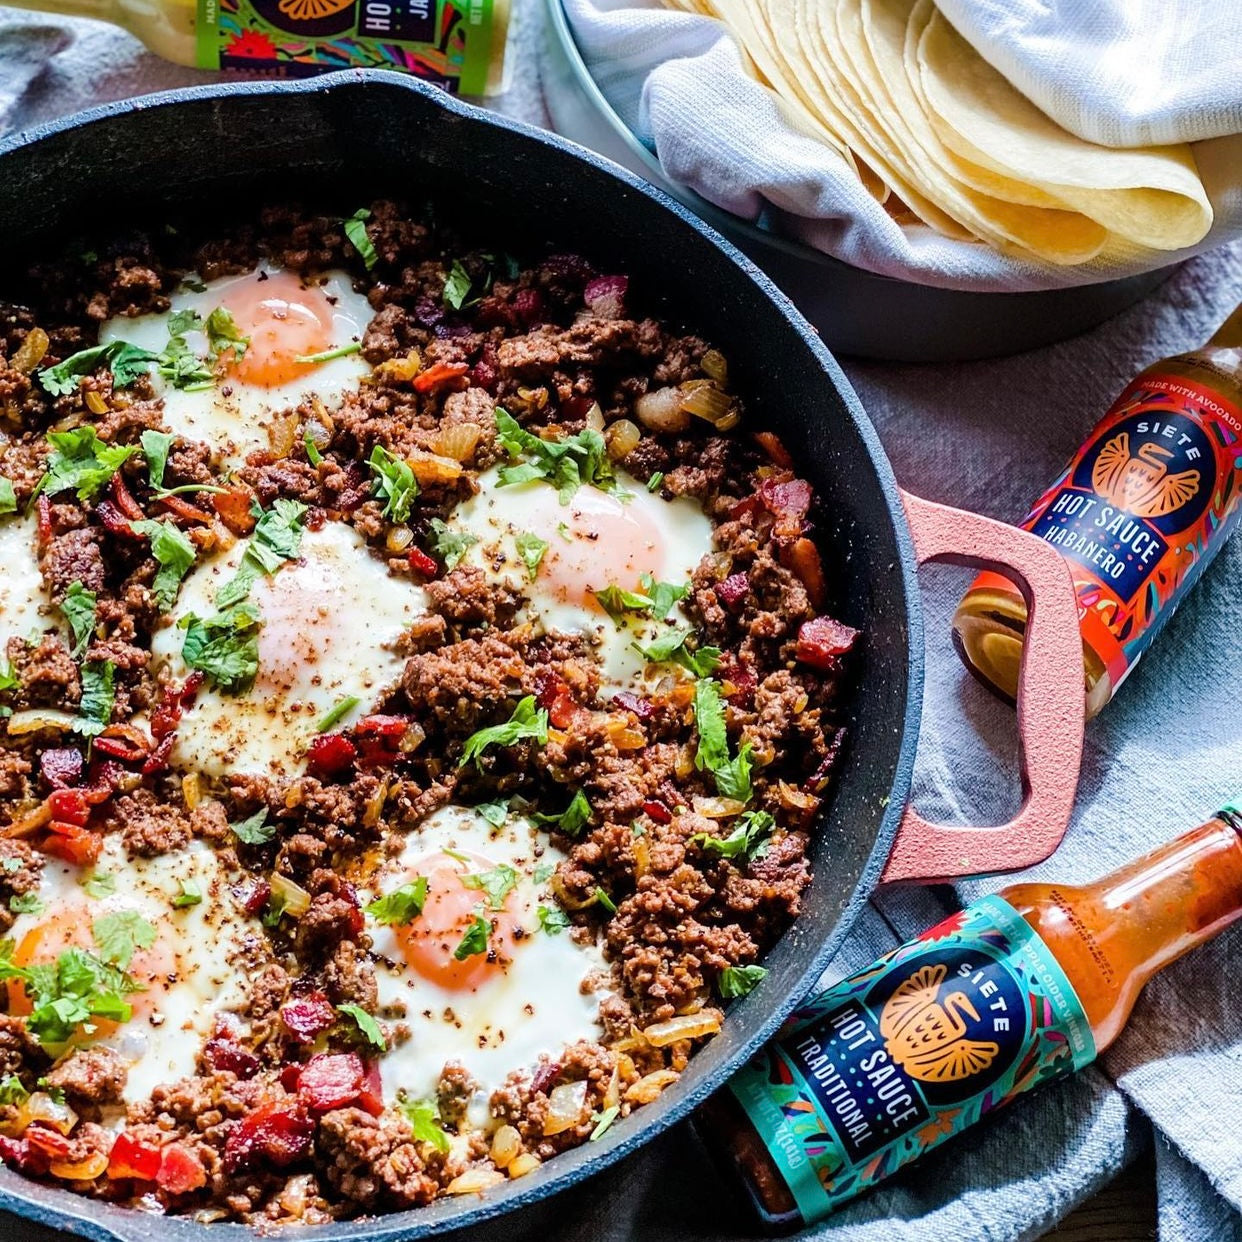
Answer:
[953,305,1242,717]
[697,803,1242,1229]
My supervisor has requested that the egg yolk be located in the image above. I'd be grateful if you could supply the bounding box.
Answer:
[218,271,336,389]
[393,852,521,991]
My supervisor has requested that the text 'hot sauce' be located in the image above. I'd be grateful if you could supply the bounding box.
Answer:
[698,803,1242,1229]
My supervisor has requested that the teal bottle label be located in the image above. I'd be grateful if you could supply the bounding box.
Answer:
[728,896,1096,1221]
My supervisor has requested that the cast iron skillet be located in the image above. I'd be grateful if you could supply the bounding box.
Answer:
[0,71,1085,1242]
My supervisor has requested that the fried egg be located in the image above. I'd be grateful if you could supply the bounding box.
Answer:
[6,837,262,1104]
[149,520,428,781]
[364,805,609,1123]
[0,513,57,648]
[99,266,372,464]
[448,468,715,694]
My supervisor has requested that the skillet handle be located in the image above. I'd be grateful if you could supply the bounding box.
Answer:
[880,491,1085,884]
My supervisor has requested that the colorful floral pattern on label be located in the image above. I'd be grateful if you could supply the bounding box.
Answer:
[727,896,1095,1222]
[195,0,497,91]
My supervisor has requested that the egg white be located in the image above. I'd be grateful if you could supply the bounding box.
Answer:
[447,467,715,695]
[149,520,428,781]
[0,513,58,650]
[99,267,372,465]
[365,805,609,1124]
[8,837,261,1105]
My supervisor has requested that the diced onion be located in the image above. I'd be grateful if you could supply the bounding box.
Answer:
[398,722,425,755]
[84,391,108,416]
[447,1167,506,1195]
[604,418,641,461]
[374,350,422,383]
[181,773,203,810]
[700,349,728,384]
[490,1124,521,1169]
[550,875,599,912]
[641,1011,723,1047]
[517,386,549,413]
[692,796,747,820]
[543,1081,589,1135]
[49,1151,108,1181]
[680,382,736,426]
[11,328,49,375]
[4,801,51,839]
[714,410,741,432]
[409,450,463,485]
[605,719,646,751]
[268,412,299,459]
[22,1093,78,1136]
[386,525,414,554]
[603,1066,621,1111]
[585,402,605,433]
[7,709,78,736]
[634,387,691,434]
[362,778,389,829]
[632,835,650,881]
[435,422,482,463]
[508,1153,541,1179]
[625,1070,680,1105]
[607,1025,651,1054]
[269,872,312,919]
[778,780,816,812]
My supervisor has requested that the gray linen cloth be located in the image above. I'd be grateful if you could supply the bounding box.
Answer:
[0,0,1240,1237]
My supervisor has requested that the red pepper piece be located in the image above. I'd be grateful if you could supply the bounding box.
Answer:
[530,1060,562,1096]
[242,880,272,917]
[306,733,357,781]
[203,1037,261,1079]
[612,691,653,722]
[39,748,83,790]
[280,991,337,1043]
[759,477,813,529]
[141,733,177,776]
[795,616,859,671]
[43,823,102,866]
[412,361,469,394]
[109,471,145,521]
[155,494,213,525]
[24,1125,74,1159]
[752,430,795,470]
[408,546,439,578]
[297,1052,365,1113]
[715,572,750,610]
[47,788,90,827]
[150,685,183,740]
[641,799,672,825]
[279,1064,302,1094]
[222,1100,313,1172]
[354,715,407,738]
[83,760,125,799]
[156,1142,207,1194]
[716,656,757,703]
[180,671,205,707]
[96,499,145,540]
[35,495,52,549]
[357,1059,384,1117]
[728,494,761,523]
[0,1134,50,1176]
[107,1132,162,1181]
[91,726,151,764]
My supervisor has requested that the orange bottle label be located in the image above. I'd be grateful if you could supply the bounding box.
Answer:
[974,372,1242,689]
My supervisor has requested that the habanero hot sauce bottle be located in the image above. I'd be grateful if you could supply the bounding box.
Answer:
[697,802,1242,1229]
[954,304,1242,717]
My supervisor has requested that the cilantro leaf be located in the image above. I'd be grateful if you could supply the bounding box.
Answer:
[130,519,195,611]
[82,872,115,899]
[38,427,137,501]
[157,314,213,391]
[317,695,360,733]
[427,518,477,571]
[443,260,473,311]
[537,905,570,935]
[532,789,592,838]
[366,877,429,926]
[304,433,324,466]
[595,578,688,626]
[633,627,721,678]
[459,695,549,768]
[0,479,16,514]
[180,602,260,693]
[0,1075,28,1106]
[718,964,768,998]
[343,209,378,271]
[368,445,418,524]
[38,341,157,396]
[460,863,518,911]
[247,498,306,572]
[691,810,775,863]
[533,862,555,884]
[9,893,43,916]
[140,429,174,491]
[713,741,754,804]
[337,1002,386,1049]
[0,944,137,1047]
[453,910,490,960]
[590,1105,620,1141]
[495,408,617,504]
[172,880,203,910]
[594,887,617,916]
[475,799,509,828]
[204,307,249,360]
[639,573,690,620]
[91,910,157,970]
[230,807,273,846]
[515,531,548,581]
[0,659,17,693]
[692,678,753,802]
[61,581,97,660]
[74,661,115,738]
[397,1095,450,1154]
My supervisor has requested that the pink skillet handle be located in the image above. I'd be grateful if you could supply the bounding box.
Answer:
[879,491,1086,885]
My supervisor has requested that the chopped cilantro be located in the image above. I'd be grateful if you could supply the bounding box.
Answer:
[460,863,518,911]
[453,909,490,960]
[397,1095,450,1154]
[556,521,571,541]
[157,312,214,391]
[74,661,114,738]
[216,499,306,607]
[475,799,509,829]
[442,260,473,311]
[594,576,688,625]
[0,943,136,1047]
[37,426,137,502]
[590,1105,620,1141]
[172,880,203,910]
[317,695,360,733]
[533,862,555,884]
[427,518,477,571]
[532,789,592,838]
[38,341,157,396]
[180,602,260,693]
[537,905,570,935]
[365,878,429,926]
[718,964,768,998]
[515,531,548,581]
[368,444,418,524]
[337,1003,386,1050]
[343,209,378,271]
[594,887,617,916]
[82,872,115,899]
[61,581,97,660]
[691,810,775,863]
[304,433,324,466]
[693,678,753,802]
[633,627,721,678]
[0,1075,28,1106]
[130,519,195,612]
[180,275,207,293]
[140,429,174,492]
[495,408,616,504]
[459,695,549,768]
[294,342,361,365]
[204,307,249,360]
[92,910,157,970]
[0,659,16,693]
[230,807,273,847]
[8,893,43,916]
[0,479,16,514]
[647,472,664,493]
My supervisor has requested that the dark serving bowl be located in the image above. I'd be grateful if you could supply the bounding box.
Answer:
[0,71,1085,1242]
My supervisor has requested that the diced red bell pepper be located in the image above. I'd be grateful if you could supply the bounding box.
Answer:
[39,748,83,790]
[0,1133,50,1176]
[306,733,357,781]
[280,1064,302,1093]
[107,1132,162,1181]
[24,1125,74,1159]
[35,495,52,549]
[296,1052,365,1113]
[155,494,213,526]
[357,1059,384,1117]
[156,1142,207,1194]
[795,617,859,671]
[43,823,101,867]
[715,572,750,610]
[408,546,439,578]
[141,732,177,776]
[752,430,794,470]
[91,728,150,764]
[280,991,337,1043]
[354,715,409,738]
[109,470,146,521]
[530,1060,562,1095]
[641,799,672,825]
[613,691,654,722]
[203,1037,261,1079]
[412,361,470,394]
[759,477,812,528]
[241,880,272,917]
[150,684,183,740]
[48,788,90,826]
[222,1100,313,1173]
[83,760,125,799]
[715,656,757,703]
[180,671,205,707]
[96,499,145,540]
[534,670,585,729]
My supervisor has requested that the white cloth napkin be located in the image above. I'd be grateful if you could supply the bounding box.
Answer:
[562,0,1242,292]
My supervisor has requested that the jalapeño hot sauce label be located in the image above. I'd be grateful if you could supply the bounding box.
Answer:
[727,897,1095,1221]
[195,0,501,91]
[969,373,1242,695]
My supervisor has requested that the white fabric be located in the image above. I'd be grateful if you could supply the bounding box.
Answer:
[563,0,1242,292]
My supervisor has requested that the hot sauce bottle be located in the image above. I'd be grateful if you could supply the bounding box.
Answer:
[697,802,1242,1229]
[953,305,1242,717]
